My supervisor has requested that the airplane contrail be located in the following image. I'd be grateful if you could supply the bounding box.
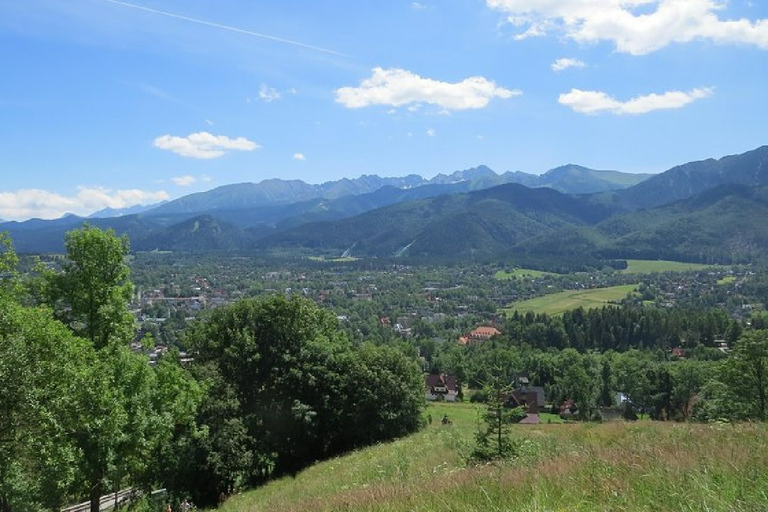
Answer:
[104,0,349,57]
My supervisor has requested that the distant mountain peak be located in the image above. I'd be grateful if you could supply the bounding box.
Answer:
[430,165,497,184]
[89,201,167,219]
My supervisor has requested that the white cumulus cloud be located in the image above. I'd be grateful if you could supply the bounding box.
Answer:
[552,58,586,72]
[559,87,714,115]
[488,0,768,55]
[426,128,436,136]
[153,131,260,159]
[0,187,170,221]
[335,67,521,111]
[293,153,306,161]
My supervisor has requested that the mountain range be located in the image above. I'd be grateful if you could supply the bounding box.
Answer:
[3,145,767,266]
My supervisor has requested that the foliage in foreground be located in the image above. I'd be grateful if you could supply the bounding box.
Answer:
[219,404,768,512]
[175,295,424,506]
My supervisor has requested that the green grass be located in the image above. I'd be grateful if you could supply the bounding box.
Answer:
[218,404,768,512]
[620,259,715,274]
[503,284,638,316]
[494,268,556,279]
[717,276,737,285]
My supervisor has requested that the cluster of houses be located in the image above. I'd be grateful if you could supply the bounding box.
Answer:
[670,338,730,359]
[425,372,546,424]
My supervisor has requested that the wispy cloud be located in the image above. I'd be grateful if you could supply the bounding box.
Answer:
[104,0,349,57]
[488,0,768,55]
[292,153,306,161]
[426,128,436,136]
[153,131,260,159]
[259,84,282,102]
[0,187,169,221]
[559,87,714,115]
[171,175,197,186]
[136,82,180,102]
[551,58,586,72]
[336,67,520,112]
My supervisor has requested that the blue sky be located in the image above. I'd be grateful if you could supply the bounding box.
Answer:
[1,0,767,220]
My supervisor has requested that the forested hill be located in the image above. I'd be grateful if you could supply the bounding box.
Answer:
[255,183,614,260]
[603,145,768,210]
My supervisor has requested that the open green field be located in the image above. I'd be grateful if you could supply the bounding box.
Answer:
[620,259,715,274]
[503,284,638,316]
[219,402,768,512]
[494,268,556,279]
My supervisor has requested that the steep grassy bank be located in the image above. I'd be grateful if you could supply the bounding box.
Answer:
[218,403,768,511]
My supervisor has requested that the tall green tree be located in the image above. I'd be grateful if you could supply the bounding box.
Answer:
[0,235,93,511]
[37,226,188,512]
[473,364,524,461]
[720,329,768,420]
[0,234,19,300]
[46,225,133,350]
[553,349,600,420]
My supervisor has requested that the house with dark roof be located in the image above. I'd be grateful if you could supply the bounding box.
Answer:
[425,373,459,402]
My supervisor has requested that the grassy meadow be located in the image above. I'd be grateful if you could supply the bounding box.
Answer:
[217,402,768,512]
[504,284,638,316]
[620,260,715,274]
[494,268,557,279]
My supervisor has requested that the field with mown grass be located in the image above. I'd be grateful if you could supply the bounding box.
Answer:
[620,259,716,274]
[503,284,638,317]
[494,268,558,279]
[217,402,768,512]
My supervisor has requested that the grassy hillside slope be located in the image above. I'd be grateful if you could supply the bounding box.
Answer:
[218,403,768,512]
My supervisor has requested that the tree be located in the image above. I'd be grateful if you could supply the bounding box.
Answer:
[473,364,524,461]
[720,329,768,420]
[0,237,94,511]
[598,358,614,407]
[553,349,600,420]
[0,233,20,301]
[45,225,133,350]
[0,299,94,511]
[35,226,190,512]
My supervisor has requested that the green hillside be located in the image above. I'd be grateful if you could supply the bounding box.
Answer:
[257,183,613,260]
[218,403,768,512]
[610,144,768,210]
[600,184,768,263]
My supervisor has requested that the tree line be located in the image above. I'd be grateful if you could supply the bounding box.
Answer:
[426,322,766,424]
